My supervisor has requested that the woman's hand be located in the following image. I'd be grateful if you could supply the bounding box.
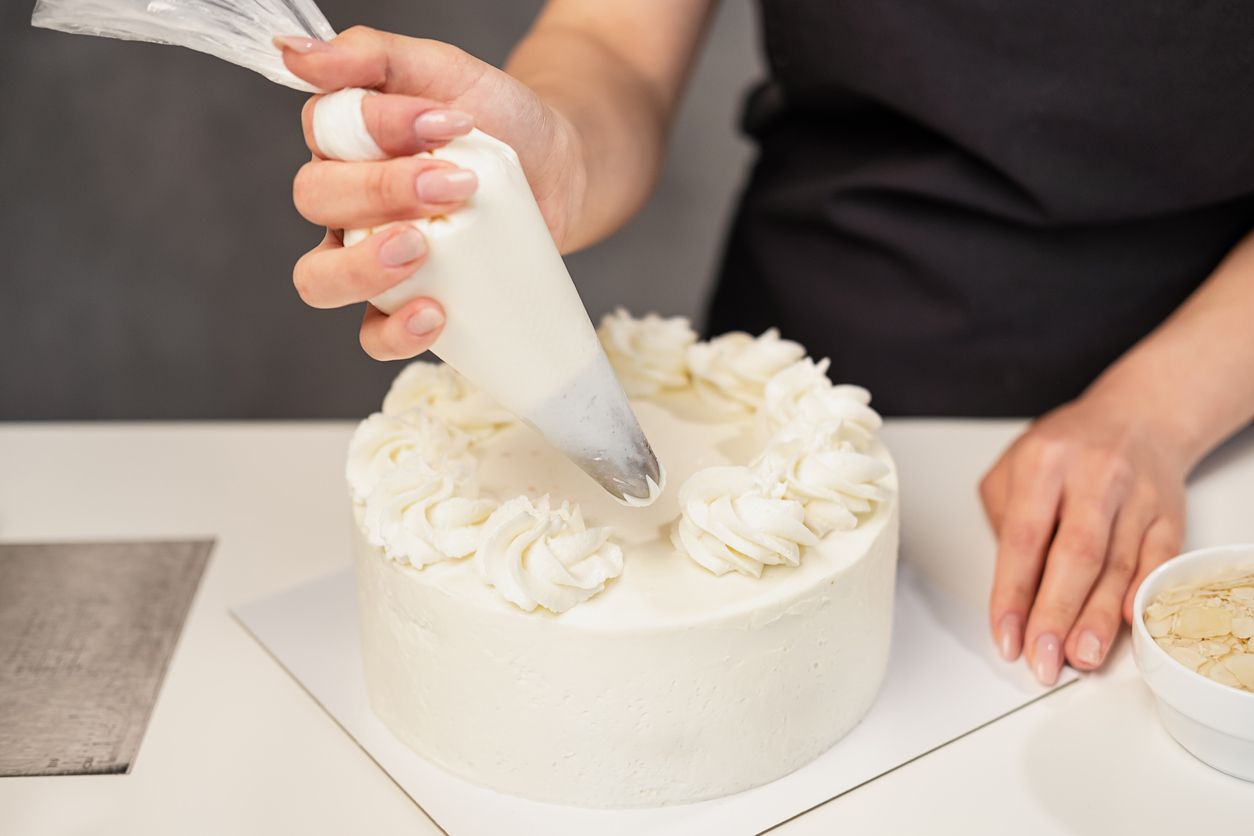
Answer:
[277,26,588,360]
[979,386,1189,685]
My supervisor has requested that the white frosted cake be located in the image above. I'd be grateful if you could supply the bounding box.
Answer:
[347,311,899,807]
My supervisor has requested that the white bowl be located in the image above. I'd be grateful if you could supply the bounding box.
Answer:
[1131,543,1254,782]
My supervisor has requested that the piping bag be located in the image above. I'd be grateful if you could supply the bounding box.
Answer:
[32,0,664,506]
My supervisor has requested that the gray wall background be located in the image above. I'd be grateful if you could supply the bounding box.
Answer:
[0,0,762,419]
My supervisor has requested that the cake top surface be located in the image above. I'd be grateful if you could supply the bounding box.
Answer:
[378,392,896,629]
[348,311,897,621]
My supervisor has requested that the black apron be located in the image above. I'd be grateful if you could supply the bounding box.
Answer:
[709,1,1254,416]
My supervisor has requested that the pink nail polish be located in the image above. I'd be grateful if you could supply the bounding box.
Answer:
[272,35,330,54]
[996,612,1023,661]
[1032,633,1062,686]
[1075,630,1104,667]
[378,228,426,267]
[415,169,478,204]
[414,109,475,140]
[406,308,444,336]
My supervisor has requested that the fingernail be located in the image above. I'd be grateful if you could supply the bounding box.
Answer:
[415,168,478,204]
[273,35,330,54]
[378,228,426,267]
[1032,633,1062,686]
[1075,630,1104,667]
[414,109,474,140]
[996,613,1023,661]
[406,308,444,337]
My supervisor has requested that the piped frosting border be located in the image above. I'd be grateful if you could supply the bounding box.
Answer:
[347,311,894,613]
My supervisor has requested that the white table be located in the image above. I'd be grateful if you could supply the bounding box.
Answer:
[1,420,1249,834]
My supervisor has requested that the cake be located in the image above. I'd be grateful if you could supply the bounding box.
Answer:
[348,311,899,807]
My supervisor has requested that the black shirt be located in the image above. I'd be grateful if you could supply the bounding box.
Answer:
[709,1,1254,416]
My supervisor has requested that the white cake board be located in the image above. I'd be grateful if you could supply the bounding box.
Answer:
[233,560,1077,835]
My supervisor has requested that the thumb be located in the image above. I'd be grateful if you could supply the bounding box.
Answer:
[275,26,479,99]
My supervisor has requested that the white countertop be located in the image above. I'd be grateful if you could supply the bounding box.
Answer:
[0,419,1249,834]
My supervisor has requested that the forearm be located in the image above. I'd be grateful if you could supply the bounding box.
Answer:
[1087,229,1254,471]
[506,0,715,250]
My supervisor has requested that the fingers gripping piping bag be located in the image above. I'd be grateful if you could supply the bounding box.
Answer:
[32,0,664,505]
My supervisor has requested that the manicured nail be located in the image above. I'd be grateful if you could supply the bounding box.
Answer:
[272,35,330,54]
[1075,630,1104,667]
[1032,633,1062,686]
[996,613,1023,661]
[415,168,478,204]
[378,228,426,267]
[406,308,444,337]
[414,109,474,140]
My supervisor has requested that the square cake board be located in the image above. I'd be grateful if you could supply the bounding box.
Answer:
[233,559,1076,835]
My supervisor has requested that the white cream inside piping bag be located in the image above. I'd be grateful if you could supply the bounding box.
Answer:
[314,88,663,505]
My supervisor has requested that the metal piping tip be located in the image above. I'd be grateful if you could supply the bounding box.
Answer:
[577,444,665,507]
[521,349,666,508]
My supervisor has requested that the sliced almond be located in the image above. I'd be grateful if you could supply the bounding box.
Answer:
[1222,653,1254,691]
[1208,662,1242,689]
[1175,605,1233,639]
[1232,616,1254,640]
[1168,645,1208,671]
[1196,640,1231,657]
[1145,601,1181,621]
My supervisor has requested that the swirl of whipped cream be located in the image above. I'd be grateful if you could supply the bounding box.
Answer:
[382,360,515,441]
[672,465,818,577]
[346,410,472,503]
[687,328,806,413]
[477,495,624,614]
[763,357,882,448]
[597,308,697,398]
[363,456,497,568]
[756,420,891,536]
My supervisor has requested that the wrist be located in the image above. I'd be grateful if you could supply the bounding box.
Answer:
[1083,355,1213,475]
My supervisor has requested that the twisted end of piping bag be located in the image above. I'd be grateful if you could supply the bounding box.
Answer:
[31,0,336,93]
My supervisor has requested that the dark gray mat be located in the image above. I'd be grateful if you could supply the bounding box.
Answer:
[0,540,213,776]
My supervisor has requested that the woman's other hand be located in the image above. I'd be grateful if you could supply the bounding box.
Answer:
[981,224,1254,686]
[277,26,588,360]
[979,387,1189,685]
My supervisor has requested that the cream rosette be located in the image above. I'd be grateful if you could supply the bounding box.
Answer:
[672,465,818,577]
[687,328,806,413]
[762,358,882,448]
[346,410,472,503]
[363,456,498,568]
[382,360,515,442]
[478,495,624,614]
[755,418,891,537]
[596,308,697,398]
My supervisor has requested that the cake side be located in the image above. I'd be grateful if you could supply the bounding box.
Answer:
[355,499,898,806]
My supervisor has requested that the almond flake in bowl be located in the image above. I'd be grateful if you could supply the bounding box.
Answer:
[1144,570,1254,692]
